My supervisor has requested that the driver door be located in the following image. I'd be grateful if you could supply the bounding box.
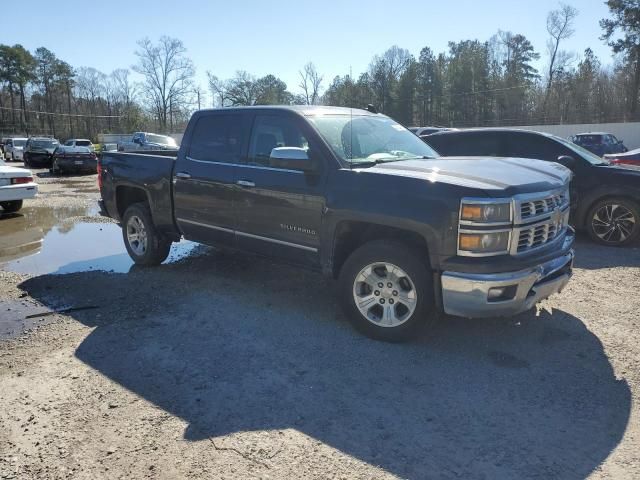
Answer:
[235,113,326,266]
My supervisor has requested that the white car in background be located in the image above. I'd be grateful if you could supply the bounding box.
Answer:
[0,160,38,213]
[4,137,27,161]
[64,138,95,151]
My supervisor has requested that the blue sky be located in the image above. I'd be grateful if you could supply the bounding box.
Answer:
[4,0,614,104]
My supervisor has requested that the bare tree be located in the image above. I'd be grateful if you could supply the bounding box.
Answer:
[226,71,259,106]
[544,4,578,110]
[133,36,194,131]
[206,72,229,107]
[298,62,323,105]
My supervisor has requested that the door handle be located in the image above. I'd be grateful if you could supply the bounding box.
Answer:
[175,172,191,180]
[236,180,255,188]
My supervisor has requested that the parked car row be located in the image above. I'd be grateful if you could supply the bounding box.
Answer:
[1,136,98,174]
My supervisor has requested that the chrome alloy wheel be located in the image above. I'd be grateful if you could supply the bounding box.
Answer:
[352,262,418,328]
[126,215,148,256]
[591,203,636,244]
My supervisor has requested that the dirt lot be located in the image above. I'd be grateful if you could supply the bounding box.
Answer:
[1,170,639,479]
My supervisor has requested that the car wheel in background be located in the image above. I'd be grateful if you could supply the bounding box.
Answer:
[0,200,23,213]
[339,239,436,342]
[587,197,640,246]
[121,202,172,266]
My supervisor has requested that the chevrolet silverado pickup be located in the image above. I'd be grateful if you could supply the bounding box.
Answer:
[98,106,574,341]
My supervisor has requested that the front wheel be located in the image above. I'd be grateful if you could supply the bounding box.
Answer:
[586,198,640,246]
[1,200,23,213]
[121,203,171,266]
[339,240,435,342]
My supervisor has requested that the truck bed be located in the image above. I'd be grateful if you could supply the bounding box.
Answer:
[98,151,180,238]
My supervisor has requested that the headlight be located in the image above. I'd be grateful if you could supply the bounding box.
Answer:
[458,231,510,255]
[460,201,511,223]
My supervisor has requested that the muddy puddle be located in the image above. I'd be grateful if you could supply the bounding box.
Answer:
[0,204,201,275]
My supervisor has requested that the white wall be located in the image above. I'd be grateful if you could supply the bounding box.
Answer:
[516,122,640,150]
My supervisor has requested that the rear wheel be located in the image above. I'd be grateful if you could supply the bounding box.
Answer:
[121,202,171,266]
[339,240,435,342]
[586,198,640,246]
[1,200,23,213]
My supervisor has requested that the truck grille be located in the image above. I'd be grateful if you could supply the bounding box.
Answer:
[519,190,568,221]
[517,221,562,252]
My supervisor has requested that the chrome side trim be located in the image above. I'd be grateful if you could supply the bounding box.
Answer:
[175,218,318,252]
[236,230,318,252]
[177,218,233,233]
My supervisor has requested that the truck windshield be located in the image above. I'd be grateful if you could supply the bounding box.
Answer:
[13,139,26,147]
[308,114,438,165]
[147,134,177,146]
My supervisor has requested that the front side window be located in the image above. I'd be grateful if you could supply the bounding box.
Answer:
[248,115,310,168]
[308,114,437,165]
[189,114,244,164]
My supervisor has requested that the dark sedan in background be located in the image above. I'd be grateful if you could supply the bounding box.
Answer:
[50,146,98,175]
[570,132,628,157]
[423,128,640,247]
[23,137,59,168]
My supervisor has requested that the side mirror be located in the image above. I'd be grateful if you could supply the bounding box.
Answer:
[270,147,315,172]
[556,155,576,169]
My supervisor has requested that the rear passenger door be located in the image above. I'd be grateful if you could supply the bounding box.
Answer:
[173,111,250,247]
[234,113,326,266]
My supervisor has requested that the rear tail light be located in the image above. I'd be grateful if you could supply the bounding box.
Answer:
[11,177,33,185]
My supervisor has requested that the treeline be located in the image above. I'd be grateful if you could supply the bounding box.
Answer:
[1,1,638,140]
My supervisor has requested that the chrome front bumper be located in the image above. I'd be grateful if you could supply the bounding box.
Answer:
[441,249,574,318]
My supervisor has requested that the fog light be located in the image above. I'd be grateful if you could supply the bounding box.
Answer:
[487,285,517,302]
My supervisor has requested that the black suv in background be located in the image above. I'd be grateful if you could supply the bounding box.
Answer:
[423,129,640,246]
[24,137,60,168]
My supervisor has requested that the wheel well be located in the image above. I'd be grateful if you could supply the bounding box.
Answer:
[116,186,148,219]
[331,221,430,278]
[580,194,640,227]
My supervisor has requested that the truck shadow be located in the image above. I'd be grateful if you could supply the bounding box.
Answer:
[19,251,630,479]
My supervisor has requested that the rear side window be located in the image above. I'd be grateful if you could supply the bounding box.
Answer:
[425,132,503,157]
[189,114,244,164]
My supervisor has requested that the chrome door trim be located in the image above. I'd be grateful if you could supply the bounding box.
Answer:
[175,218,318,252]
[176,218,234,234]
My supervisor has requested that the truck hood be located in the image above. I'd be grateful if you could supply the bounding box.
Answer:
[360,157,571,194]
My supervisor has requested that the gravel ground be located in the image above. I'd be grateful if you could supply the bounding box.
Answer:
[1,170,639,479]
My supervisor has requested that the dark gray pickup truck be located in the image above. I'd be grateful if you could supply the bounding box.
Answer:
[98,106,574,341]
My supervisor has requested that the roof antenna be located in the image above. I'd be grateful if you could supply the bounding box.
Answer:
[366,104,378,114]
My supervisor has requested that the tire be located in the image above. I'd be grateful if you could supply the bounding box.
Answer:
[586,197,640,246]
[121,202,171,266]
[1,200,23,213]
[338,239,435,342]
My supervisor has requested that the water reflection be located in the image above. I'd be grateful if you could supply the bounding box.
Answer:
[0,205,201,275]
